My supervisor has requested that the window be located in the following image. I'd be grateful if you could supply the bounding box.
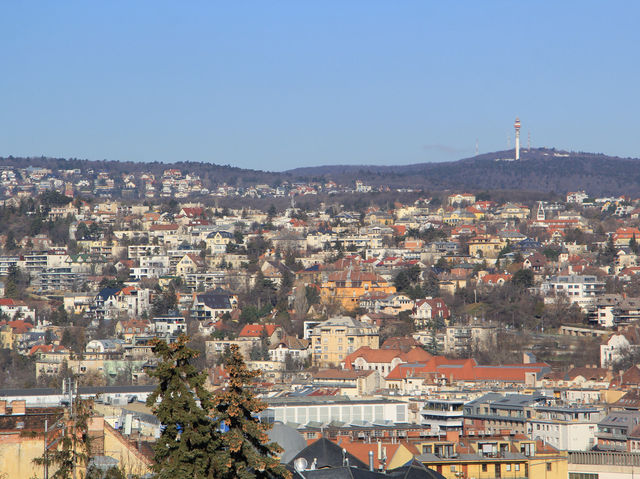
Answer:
[482,464,487,472]
[547,463,552,472]
[515,464,520,472]
[569,474,598,479]
[506,465,511,472]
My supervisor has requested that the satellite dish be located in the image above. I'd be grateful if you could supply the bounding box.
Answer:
[294,457,308,472]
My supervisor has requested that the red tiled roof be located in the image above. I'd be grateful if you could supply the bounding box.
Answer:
[343,346,432,369]
[180,207,204,217]
[0,320,34,334]
[0,299,25,306]
[385,356,548,383]
[150,224,179,231]
[28,344,68,356]
[238,323,278,338]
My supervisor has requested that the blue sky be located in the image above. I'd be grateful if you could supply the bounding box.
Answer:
[1,1,638,170]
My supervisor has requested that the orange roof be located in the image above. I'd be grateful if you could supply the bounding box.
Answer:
[28,344,68,356]
[481,273,512,284]
[0,320,34,334]
[0,299,26,306]
[343,346,432,369]
[238,323,278,338]
[385,356,548,382]
[150,224,179,231]
[391,225,406,236]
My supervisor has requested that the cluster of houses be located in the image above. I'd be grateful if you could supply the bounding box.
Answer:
[0,165,394,200]
[4,186,640,476]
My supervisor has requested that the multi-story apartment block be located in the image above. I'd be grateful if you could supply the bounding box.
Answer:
[541,275,606,311]
[527,405,602,451]
[310,315,379,367]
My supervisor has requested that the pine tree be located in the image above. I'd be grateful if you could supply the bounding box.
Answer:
[211,345,291,479]
[146,335,221,479]
[631,234,639,254]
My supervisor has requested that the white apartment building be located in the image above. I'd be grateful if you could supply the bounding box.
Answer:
[527,405,603,451]
[541,275,605,311]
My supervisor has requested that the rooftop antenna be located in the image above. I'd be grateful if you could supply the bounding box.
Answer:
[475,138,479,156]
[514,117,521,160]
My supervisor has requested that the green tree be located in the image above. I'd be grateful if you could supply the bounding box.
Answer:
[146,335,221,479]
[151,287,178,317]
[512,268,534,288]
[211,345,291,479]
[4,230,18,252]
[305,285,320,305]
[631,234,639,254]
[600,234,618,267]
[394,270,410,292]
[423,270,440,297]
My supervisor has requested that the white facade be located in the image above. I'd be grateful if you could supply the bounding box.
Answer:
[268,343,310,363]
[262,399,409,425]
[601,334,633,368]
[541,275,606,311]
[527,407,602,451]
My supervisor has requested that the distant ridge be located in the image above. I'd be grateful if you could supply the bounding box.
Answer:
[283,148,640,195]
[1,148,639,195]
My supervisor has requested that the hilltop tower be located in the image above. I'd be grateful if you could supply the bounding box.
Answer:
[514,117,521,160]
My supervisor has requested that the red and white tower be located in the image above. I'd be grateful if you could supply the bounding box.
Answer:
[514,117,521,160]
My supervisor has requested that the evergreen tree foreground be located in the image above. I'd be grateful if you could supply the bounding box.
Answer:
[147,336,290,479]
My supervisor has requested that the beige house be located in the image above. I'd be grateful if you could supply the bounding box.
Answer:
[175,253,205,277]
[309,315,379,367]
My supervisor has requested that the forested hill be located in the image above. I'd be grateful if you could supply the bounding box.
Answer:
[284,148,640,195]
[2,148,640,195]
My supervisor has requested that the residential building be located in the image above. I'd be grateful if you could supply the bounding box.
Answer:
[541,275,606,311]
[309,315,379,367]
[528,405,602,451]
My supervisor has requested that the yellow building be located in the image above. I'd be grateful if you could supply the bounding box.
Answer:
[320,268,396,311]
[0,325,13,349]
[443,209,477,226]
[468,235,507,259]
[0,401,151,479]
[310,315,379,367]
[416,434,568,479]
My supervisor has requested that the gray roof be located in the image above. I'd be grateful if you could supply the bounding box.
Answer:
[267,422,307,464]
[196,292,232,309]
[288,437,367,470]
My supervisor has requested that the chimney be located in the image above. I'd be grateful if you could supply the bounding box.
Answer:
[11,400,26,415]
[446,430,460,443]
[369,450,374,471]
[0,401,6,415]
